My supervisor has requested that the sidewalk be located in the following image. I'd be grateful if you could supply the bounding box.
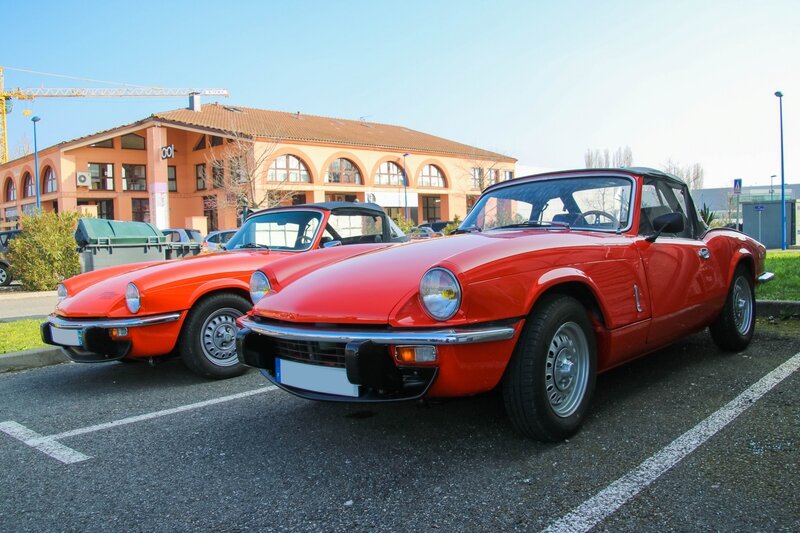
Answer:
[0,290,58,321]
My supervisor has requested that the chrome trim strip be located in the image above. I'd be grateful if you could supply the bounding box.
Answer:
[47,312,182,330]
[757,272,775,284]
[239,318,517,345]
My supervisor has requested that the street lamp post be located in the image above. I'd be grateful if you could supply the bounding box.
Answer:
[774,91,786,250]
[402,153,410,221]
[31,116,41,211]
[770,174,776,200]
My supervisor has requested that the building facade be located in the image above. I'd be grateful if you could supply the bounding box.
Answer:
[0,102,516,233]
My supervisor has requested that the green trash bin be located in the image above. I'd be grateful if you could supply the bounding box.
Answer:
[75,219,168,272]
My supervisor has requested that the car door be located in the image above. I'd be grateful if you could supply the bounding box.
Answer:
[636,178,717,346]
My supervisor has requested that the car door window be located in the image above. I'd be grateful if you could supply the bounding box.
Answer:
[638,180,694,238]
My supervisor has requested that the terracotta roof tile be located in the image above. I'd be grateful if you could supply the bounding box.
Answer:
[153,104,515,162]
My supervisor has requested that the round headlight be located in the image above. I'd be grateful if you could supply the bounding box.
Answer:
[57,283,68,302]
[125,283,141,314]
[249,271,271,304]
[419,267,461,321]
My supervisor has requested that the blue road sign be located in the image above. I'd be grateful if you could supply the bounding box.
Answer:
[754,205,765,211]
[733,179,742,195]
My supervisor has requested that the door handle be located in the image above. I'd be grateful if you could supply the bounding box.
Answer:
[699,248,710,260]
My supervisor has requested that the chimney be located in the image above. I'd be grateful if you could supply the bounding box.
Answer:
[189,93,202,112]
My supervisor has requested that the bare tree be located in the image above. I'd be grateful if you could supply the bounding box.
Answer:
[584,146,632,168]
[662,159,704,190]
[205,130,298,213]
[15,134,32,158]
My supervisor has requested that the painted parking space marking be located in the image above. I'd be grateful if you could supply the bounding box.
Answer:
[543,351,800,533]
[0,385,277,464]
[0,421,90,464]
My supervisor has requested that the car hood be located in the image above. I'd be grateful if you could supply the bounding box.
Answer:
[56,250,287,317]
[253,230,625,325]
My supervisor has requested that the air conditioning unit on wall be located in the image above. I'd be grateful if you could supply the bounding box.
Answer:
[76,172,90,187]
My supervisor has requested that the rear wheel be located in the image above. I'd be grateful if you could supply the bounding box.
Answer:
[179,293,250,379]
[503,295,597,441]
[710,265,755,351]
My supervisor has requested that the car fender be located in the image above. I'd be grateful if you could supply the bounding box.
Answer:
[184,278,252,309]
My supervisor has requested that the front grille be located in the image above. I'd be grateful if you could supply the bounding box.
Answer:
[272,338,347,368]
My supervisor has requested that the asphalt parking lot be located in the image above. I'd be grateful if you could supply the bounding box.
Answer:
[1,323,798,532]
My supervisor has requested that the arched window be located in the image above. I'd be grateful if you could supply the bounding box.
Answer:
[325,158,362,184]
[23,173,35,198]
[375,161,404,186]
[267,155,310,182]
[4,179,16,202]
[419,164,446,187]
[43,167,57,193]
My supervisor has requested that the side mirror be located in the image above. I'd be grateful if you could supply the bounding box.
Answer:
[646,212,684,242]
[322,240,342,248]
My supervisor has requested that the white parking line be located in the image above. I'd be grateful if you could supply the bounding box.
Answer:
[543,351,800,533]
[0,385,277,464]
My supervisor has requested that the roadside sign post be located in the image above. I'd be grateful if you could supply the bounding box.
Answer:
[733,179,742,228]
[754,204,765,241]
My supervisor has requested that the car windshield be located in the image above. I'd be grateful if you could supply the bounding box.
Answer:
[226,210,323,251]
[461,175,633,232]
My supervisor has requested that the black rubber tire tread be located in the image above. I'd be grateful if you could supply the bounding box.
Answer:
[179,292,250,379]
[709,265,755,352]
[502,294,597,442]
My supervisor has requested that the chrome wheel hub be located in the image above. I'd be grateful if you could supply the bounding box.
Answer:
[732,277,753,336]
[201,308,243,367]
[545,321,589,418]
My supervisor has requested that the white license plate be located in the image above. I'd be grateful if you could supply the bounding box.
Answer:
[49,325,82,347]
[276,358,359,397]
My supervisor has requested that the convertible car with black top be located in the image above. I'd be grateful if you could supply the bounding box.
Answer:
[42,202,406,379]
[236,168,772,440]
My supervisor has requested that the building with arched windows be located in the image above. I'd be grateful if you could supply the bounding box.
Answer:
[0,102,516,232]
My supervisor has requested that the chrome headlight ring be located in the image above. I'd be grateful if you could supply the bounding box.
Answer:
[419,267,462,321]
[249,271,271,305]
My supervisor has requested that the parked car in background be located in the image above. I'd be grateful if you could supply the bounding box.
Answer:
[408,226,443,240]
[0,229,21,286]
[237,168,772,441]
[162,228,203,243]
[419,221,453,233]
[202,229,237,252]
[42,202,407,379]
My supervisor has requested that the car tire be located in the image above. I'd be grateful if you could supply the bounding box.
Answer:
[0,263,10,286]
[503,294,597,442]
[709,265,755,352]
[179,293,250,379]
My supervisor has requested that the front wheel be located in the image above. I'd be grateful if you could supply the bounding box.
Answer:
[503,295,597,441]
[179,293,251,379]
[709,265,755,351]
[0,264,11,287]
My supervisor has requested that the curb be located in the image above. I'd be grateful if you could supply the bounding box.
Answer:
[0,347,69,373]
[1,300,798,375]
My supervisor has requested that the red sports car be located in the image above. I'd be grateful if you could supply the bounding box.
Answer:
[236,168,773,440]
[42,202,407,379]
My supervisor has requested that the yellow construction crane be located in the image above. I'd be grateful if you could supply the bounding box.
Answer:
[0,66,229,164]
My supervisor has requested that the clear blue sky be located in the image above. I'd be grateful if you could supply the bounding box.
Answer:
[4,0,799,188]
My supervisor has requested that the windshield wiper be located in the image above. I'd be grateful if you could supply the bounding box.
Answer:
[493,221,555,230]
[453,225,482,234]
[238,243,270,250]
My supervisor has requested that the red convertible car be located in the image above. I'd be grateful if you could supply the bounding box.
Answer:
[236,168,773,441]
[41,202,407,379]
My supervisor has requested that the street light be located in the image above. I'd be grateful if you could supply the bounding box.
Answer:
[31,116,41,211]
[775,91,786,250]
[402,153,410,221]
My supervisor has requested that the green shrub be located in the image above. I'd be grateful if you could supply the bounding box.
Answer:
[392,214,416,235]
[7,211,81,291]
[443,214,462,235]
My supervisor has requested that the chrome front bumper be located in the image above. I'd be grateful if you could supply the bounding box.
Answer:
[46,313,182,330]
[237,317,517,345]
